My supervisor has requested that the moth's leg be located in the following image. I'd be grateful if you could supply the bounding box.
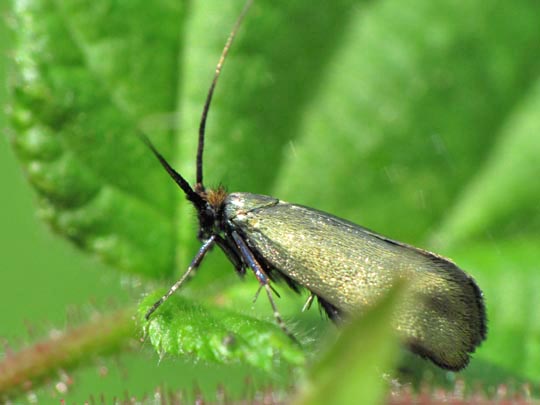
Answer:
[231,231,300,345]
[215,234,246,276]
[302,293,316,312]
[252,285,263,303]
[145,235,217,320]
[252,283,281,304]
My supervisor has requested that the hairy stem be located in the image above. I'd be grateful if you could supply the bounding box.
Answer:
[0,307,137,398]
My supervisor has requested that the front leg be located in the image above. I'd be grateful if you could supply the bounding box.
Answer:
[230,231,300,345]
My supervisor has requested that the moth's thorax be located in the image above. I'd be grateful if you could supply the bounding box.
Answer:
[224,192,279,222]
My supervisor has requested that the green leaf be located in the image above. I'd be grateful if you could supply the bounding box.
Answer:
[9,0,184,277]
[139,292,305,371]
[293,285,400,405]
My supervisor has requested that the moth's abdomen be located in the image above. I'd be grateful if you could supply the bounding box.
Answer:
[225,192,486,371]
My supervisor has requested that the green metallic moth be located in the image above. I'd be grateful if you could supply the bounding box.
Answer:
[143,0,486,371]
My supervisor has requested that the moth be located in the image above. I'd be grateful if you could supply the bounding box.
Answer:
[143,0,486,371]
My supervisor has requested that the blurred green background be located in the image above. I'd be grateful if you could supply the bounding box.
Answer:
[2,0,540,402]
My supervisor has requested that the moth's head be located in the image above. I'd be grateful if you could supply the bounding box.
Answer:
[195,185,229,240]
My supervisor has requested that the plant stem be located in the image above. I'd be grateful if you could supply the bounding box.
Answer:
[0,307,137,398]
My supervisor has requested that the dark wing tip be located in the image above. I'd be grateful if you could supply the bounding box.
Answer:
[413,256,488,371]
[431,255,488,348]
[407,341,470,371]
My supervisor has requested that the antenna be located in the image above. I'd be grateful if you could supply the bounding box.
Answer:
[195,0,254,191]
[137,130,205,209]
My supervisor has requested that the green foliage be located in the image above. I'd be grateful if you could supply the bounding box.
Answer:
[293,285,401,405]
[3,0,540,401]
[9,0,181,277]
[139,292,305,371]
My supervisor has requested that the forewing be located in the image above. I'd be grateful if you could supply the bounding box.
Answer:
[230,197,486,370]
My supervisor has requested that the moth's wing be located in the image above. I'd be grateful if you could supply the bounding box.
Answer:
[300,204,487,370]
[230,196,486,370]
